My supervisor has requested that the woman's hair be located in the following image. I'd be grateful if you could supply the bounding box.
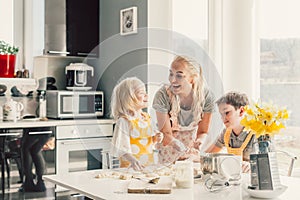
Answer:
[216,91,249,110]
[168,55,205,123]
[110,77,145,120]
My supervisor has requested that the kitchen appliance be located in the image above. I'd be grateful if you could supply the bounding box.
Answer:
[65,63,94,90]
[46,90,103,119]
[250,152,281,190]
[55,123,113,191]
[200,153,242,180]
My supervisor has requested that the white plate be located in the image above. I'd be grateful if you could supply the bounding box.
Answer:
[244,184,288,199]
[22,118,40,121]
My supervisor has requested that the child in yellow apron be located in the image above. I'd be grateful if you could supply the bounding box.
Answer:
[110,77,161,171]
[207,91,256,172]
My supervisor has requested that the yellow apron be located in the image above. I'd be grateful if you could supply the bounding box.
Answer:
[120,112,154,168]
[224,128,254,157]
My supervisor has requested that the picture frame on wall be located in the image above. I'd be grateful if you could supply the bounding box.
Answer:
[120,6,138,35]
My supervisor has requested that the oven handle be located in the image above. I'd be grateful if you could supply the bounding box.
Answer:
[59,140,108,145]
[0,132,22,136]
[28,130,53,135]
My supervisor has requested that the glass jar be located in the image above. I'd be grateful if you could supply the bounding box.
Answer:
[174,160,193,188]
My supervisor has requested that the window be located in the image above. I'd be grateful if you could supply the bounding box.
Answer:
[259,0,300,176]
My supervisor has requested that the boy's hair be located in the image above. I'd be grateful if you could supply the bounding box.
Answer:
[216,91,249,110]
[110,77,145,120]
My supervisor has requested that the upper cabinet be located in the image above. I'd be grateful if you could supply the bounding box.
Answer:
[44,0,99,57]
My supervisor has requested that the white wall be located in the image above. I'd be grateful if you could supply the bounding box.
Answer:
[221,0,260,99]
[0,0,23,70]
[24,0,44,76]
[0,0,14,43]
[147,0,173,112]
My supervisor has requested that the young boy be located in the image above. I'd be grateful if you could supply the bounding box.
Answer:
[207,92,256,171]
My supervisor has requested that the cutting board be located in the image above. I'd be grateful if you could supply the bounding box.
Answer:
[127,176,172,194]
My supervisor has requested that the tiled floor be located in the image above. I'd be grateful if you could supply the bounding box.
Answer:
[1,166,88,200]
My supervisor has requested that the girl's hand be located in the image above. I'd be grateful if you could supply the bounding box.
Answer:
[154,132,164,143]
[123,154,144,171]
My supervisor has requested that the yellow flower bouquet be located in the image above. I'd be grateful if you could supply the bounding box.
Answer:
[241,102,289,138]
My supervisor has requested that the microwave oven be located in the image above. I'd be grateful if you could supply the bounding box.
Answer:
[46,90,103,119]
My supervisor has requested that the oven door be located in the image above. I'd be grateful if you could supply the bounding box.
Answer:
[56,137,111,175]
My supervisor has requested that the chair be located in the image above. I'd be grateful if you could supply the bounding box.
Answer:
[276,150,297,176]
[5,137,23,186]
[0,131,23,194]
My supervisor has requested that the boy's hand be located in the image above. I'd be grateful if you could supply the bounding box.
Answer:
[242,161,250,173]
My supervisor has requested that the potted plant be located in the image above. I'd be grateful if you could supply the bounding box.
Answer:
[0,40,19,78]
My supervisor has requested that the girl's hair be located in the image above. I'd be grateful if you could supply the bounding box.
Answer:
[168,55,205,123]
[110,77,145,119]
[216,91,249,110]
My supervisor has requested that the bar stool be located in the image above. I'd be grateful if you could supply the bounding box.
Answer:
[0,131,23,195]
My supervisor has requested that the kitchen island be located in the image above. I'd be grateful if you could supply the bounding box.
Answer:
[44,169,300,200]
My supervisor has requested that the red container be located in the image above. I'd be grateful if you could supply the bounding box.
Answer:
[0,54,16,78]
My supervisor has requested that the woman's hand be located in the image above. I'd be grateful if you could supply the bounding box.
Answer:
[194,134,207,150]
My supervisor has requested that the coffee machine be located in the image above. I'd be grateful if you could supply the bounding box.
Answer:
[65,63,94,90]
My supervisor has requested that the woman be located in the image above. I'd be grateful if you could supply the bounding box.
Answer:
[152,55,215,164]
[20,128,52,192]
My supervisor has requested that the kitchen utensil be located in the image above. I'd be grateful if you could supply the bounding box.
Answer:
[174,160,193,188]
[132,176,160,184]
[200,153,241,180]
[127,176,172,194]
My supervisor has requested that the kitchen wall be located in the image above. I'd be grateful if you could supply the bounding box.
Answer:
[96,0,148,118]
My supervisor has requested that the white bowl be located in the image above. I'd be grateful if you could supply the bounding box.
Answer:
[244,184,288,199]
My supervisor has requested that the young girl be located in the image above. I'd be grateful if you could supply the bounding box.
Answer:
[110,77,161,171]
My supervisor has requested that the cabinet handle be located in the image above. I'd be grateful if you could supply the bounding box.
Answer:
[48,51,70,55]
[28,130,53,135]
[77,52,97,56]
[0,132,22,136]
[60,140,106,145]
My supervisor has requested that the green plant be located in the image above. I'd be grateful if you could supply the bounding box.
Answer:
[0,40,19,55]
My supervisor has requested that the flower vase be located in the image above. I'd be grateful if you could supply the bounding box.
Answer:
[250,134,281,190]
[258,134,272,154]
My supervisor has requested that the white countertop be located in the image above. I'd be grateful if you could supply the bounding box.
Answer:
[0,118,115,129]
[44,169,300,200]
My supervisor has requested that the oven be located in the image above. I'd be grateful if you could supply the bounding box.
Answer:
[55,123,113,176]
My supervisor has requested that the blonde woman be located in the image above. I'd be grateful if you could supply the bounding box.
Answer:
[153,55,215,164]
[110,77,161,171]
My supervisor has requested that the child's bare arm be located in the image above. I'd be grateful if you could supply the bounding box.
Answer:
[205,144,222,153]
